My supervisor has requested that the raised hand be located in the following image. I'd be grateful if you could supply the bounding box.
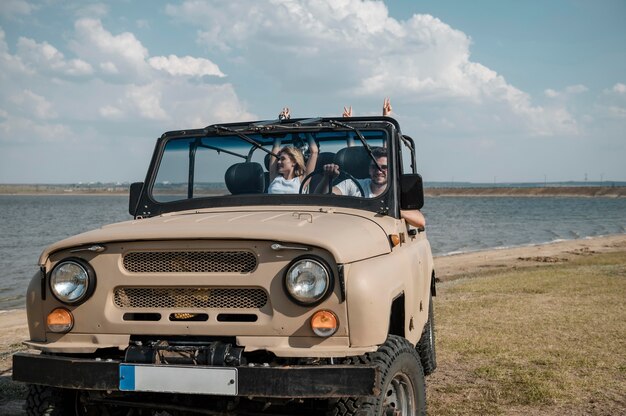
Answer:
[382,98,392,116]
[342,106,353,118]
[279,107,291,120]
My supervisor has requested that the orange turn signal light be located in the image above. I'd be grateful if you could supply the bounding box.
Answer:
[389,234,401,247]
[311,310,338,337]
[47,308,74,333]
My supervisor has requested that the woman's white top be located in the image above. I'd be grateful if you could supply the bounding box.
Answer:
[268,176,301,194]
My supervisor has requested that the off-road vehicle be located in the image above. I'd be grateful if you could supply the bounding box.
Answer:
[14,116,436,415]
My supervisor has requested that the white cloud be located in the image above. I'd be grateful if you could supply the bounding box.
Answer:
[126,84,167,120]
[0,18,252,138]
[99,105,123,119]
[148,55,225,78]
[565,84,588,94]
[162,82,256,126]
[166,0,576,137]
[0,28,32,76]
[168,1,472,97]
[0,0,36,18]
[136,19,150,29]
[526,106,578,137]
[69,18,149,79]
[99,61,119,74]
[608,106,626,119]
[16,37,93,76]
[545,84,588,98]
[74,3,108,18]
[612,83,626,94]
[545,89,559,98]
[10,90,57,119]
[0,115,74,144]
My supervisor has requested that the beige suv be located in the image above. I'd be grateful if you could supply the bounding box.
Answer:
[14,116,436,416]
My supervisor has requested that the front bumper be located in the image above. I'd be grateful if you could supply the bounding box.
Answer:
[13,352,378,398]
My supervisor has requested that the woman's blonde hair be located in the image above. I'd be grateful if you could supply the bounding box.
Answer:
[278,146,306,177]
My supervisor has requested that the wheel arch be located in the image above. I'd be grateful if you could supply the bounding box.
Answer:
[388,293,405,338]
[345,258,406,348]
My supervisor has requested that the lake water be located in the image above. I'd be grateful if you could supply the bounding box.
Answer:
[1,195,625,310]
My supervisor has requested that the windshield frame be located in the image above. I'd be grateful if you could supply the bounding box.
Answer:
[134,117,403,218]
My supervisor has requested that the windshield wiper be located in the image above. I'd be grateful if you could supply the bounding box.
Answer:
[211,125,277,157]
[328,120,382,171]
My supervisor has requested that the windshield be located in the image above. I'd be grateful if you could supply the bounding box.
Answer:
[150,129,388,203]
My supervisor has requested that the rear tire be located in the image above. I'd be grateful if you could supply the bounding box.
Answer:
[417,294,437,376]
[328,335,426,416]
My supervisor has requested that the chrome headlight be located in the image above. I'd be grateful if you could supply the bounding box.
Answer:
[50,258,95,305]
[284,257,332,305]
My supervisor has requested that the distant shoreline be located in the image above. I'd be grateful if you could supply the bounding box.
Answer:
[425,186,626,198]
[1,184,625,197]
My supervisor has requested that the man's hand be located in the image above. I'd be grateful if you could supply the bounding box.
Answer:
[313,164,340,194]
[322,164,340,179]
[342,106,352,117]
[279,107,291,120]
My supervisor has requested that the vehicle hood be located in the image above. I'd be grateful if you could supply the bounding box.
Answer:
[39,206,395,264]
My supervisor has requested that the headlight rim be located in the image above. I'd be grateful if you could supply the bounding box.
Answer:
[283,255,334,307]
[49,257,96,305]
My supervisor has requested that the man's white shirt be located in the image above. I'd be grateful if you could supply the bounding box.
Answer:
[335,178,375,198]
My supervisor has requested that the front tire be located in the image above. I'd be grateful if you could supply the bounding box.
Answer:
[25,385,127,416]
[329,335,426,416]
[26,385,74,416]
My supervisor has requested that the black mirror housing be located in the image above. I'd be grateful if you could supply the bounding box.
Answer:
[400,174,424,210]
[129,182,144,216]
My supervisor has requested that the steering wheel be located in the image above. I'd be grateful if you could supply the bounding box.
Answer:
[299,170,365,197]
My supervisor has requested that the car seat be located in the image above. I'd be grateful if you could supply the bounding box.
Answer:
[333,146,372,179]
[263,153,272,193]
[224,162,265,194]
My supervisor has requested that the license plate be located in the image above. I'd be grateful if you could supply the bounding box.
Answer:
[119,364,238,395]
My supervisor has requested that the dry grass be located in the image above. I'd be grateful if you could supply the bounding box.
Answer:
[427,252,626,415]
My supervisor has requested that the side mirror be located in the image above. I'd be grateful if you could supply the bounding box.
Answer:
[400,174,424,210]
[129,182,144,216]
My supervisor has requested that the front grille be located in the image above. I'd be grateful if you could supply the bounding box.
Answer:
[123,251,257,273]
[114,287,268,309]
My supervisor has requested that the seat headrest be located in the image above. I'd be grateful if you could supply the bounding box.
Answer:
[334,147,372,179]
[315,152,336,170]
[264,153,272,170]
[224,162,265,194]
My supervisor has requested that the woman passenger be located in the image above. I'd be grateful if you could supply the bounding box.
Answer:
[267,107,319,194]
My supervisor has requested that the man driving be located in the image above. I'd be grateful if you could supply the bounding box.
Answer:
[315,147,426,228]
[317,147,387,198]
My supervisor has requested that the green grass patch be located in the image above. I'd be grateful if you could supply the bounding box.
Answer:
[427,251,626,415]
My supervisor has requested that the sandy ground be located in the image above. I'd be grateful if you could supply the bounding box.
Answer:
[433,234,626,281]
[1,233,625,413]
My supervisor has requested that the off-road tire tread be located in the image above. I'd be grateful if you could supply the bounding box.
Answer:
[25,385,70,416]
[416,295,437,376]
[328,335,426,416]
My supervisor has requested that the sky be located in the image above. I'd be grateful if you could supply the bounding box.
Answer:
[0,0,625,184]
